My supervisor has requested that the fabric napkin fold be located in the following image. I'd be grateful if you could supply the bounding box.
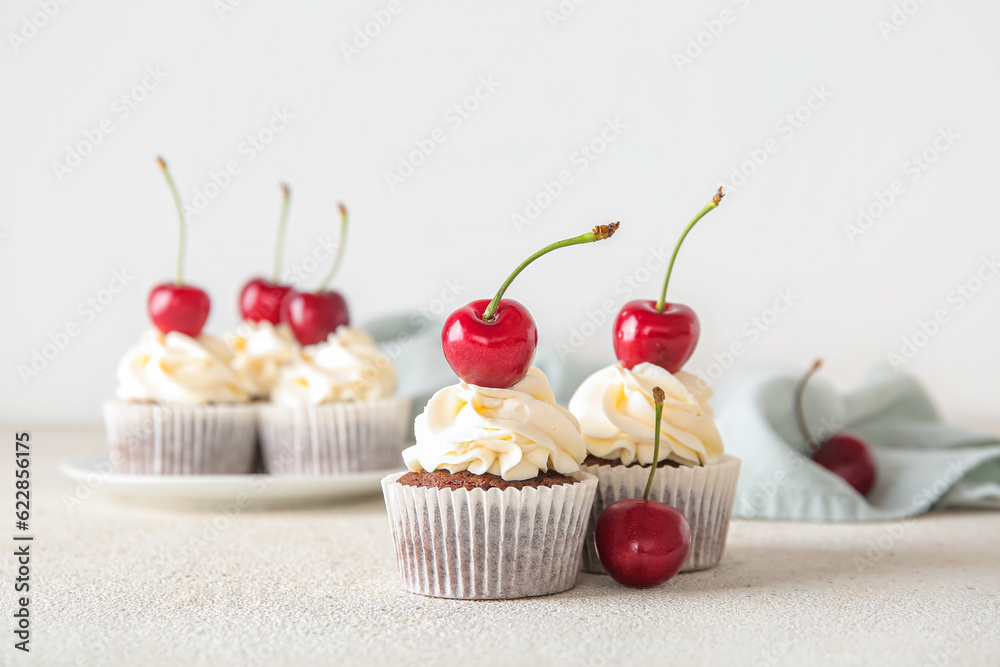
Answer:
[712,365,1000,521]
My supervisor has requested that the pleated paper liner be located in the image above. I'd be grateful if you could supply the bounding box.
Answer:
[258,397,412,475]
[581,454,741,573]
[382,470,598,599]
[103,400,257,475]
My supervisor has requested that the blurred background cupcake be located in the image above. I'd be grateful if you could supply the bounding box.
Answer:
[104,329,257,475]
[258,325,411,475]
[224,321,299,400]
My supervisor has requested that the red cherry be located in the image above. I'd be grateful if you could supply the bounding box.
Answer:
[281,290,349,345]
[440,222,619,388]
[148,283,210,337]
[613,299,700,372]
[612,188,723,372]
[795,359,878,497]
[442,299,537,388]
[239,278,291,324]
[812,432,877,496]
[148,157,211,337]
[596,498,691,588]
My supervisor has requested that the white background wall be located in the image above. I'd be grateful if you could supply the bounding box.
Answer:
[2,0,999,424]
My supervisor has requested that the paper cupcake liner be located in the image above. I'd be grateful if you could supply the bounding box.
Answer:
[582,454,741,573]
[382,471,598,600]
[103,400,257,475]
[258,397,412,475]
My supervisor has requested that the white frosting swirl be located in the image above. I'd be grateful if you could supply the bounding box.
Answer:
[270,326,397,405]
[568,363,723,466]
[225,321,299,398]
[116,329,251,404]
[403,366,585,481]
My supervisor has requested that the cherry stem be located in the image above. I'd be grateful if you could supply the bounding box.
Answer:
[272,183,291,284]
[655,187,724,312]
[481,222,620,322]
[157,157,187,287]
[643,386,666,501]
[317,203,348,292]
[794,359,823,451]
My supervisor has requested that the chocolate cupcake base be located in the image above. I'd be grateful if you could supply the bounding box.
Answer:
[382,469,597,600]
[582,455,741,573]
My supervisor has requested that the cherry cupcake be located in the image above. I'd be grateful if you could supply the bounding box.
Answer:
[570,189,740,572]
[382,224,618,599]
[569,364,739,572]
[254,200,412,474]
[257,326,411,474]
[104,158,257,475]
[227,183,300,399]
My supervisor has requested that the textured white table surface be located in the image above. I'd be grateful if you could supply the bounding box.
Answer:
[4,424,999,667]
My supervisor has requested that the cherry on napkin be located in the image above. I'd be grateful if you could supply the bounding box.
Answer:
[712,365,1000,522]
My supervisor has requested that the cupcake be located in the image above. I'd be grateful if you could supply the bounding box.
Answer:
[104,329,257,475]
[224,320,299,399]
[569,362,740,573]
[384,366,597,600]
[104,156,257,475]
[258,325,411,475]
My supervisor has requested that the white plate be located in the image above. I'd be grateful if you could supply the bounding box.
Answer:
[59,452,399,510]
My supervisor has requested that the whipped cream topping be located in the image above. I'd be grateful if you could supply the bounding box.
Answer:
[225,321,299,398]
[403,366,586,481]
[270,326,397,405]
[568,363,723,466]
[116,329,251,404]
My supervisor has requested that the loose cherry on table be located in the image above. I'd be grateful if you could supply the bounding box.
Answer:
[613,188,724,373]
[441,222,620,389]
[794,359,878,496]
[239,183,293,324]
[281,203,351,345]
[148,157,211,338]
[596,387,691,587]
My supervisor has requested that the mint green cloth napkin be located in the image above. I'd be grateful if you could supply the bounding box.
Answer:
[712,365,1000,522]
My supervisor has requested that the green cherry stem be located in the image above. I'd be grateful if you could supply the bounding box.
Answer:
[481,222,620,322]
[317,203,349,293]
[655,187,724,312]
[643,386,666,501]
[272,183,291,284]
[794,359,823,451]
[156,156,187,287]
